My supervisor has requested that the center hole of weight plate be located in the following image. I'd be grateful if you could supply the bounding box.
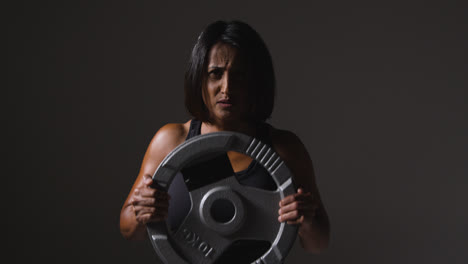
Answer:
[210,198,236,223]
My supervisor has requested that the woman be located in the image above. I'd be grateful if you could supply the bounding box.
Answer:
[120,20,330,262]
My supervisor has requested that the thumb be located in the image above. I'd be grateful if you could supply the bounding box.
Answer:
[297,187,304,194]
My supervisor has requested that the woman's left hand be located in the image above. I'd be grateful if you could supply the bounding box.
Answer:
[278,187,319,225]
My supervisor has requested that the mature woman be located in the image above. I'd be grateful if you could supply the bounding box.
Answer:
[120,20,330,262]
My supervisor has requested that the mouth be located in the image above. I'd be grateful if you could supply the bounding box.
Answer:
[217,99,233,107]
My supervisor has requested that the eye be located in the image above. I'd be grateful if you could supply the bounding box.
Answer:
[231,71,246,82]
[208,68,223,80]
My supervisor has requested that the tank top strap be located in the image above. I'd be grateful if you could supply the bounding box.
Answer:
[185,119,202,140]
[253,122,273,146]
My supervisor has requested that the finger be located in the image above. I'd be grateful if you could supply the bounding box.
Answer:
[279,201,300,215]
[132,197,170,209]
[279,193,299,206]
[136,213,167,224]
[133,197,158,207]
[140,187,171,200]
[292,195,318,209]
[295,192,315,204]
[286,215,304,225]
[297,187,314,197]
[135,206,169,218]
[131,196,154,206]
[297,190,313,200]
[134,205,156,216]
[134,205,168,217]
[134,187,158,198]
[138,187,157,197]
[278,201,315,215]
[278,210,300,223]
[279,192,312,207]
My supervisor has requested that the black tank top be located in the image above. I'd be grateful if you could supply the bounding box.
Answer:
[167,119,277,263]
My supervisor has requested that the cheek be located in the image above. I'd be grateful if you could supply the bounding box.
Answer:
[205,83,218,99]
[237,85,250,100]
[202,84,215,108]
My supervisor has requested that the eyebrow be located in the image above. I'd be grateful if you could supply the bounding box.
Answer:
[208,65,224,70]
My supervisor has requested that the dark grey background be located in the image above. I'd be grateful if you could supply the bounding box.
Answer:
[7,1,467,263]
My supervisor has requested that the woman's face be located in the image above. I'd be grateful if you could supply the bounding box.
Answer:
[203,42,250,124]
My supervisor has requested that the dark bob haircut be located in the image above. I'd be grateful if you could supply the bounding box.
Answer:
[184,20,275,123]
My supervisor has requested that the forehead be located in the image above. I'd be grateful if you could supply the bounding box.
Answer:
[207,42,245,67]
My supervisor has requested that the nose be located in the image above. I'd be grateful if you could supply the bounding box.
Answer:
[220,73,230,95]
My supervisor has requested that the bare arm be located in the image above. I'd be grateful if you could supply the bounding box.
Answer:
[119,123,188,240]
[273,129,330,253]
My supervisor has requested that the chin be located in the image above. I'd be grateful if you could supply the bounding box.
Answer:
[215,114,241,123]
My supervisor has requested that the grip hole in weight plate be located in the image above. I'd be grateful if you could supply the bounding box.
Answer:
[210,198,236,223]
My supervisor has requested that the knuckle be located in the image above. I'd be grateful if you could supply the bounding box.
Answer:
[292,211,299,218]
[132,198,141,205]
[135,215,143,223]
[142,215,149,224]
[148,189,156,197]
[291,201,299,209]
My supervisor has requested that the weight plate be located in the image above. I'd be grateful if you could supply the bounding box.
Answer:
[147,132,297,264]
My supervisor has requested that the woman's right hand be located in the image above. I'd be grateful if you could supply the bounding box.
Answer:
[130,175,170,224]
[120,122,187,240]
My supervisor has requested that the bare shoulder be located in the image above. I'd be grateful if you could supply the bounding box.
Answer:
[270,127,308,160]
[138,120,191,176]
[152,121,190,144]
[148,120,191,155]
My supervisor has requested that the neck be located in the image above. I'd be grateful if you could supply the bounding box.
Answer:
[202,119,258,137]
